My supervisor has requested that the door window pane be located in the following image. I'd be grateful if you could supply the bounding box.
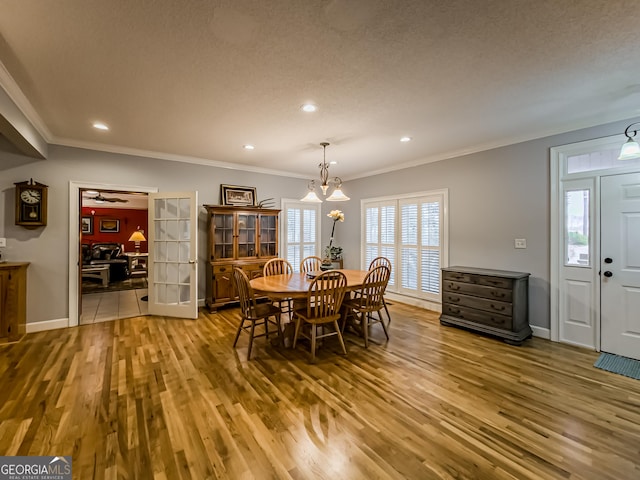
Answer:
[565,189,590,266]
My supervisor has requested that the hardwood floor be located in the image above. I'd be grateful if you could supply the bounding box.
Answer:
[1,303,639,479]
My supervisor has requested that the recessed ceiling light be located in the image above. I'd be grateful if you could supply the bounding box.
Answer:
[330,161,337,165]
[85,190,99,195]
[243,144,255,150]
[301,104,317,113]
[400,136,412,142]
[93,122,109,131]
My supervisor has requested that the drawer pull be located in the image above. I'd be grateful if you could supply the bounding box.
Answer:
[491,291,505,298]
[490,304,506,311]
[448,296,460,302]
[448,283,460,290]
[449,307,461,314]
[220,267,226,272]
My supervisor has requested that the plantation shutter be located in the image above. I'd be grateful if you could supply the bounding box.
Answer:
[283,201,320,272]
[363,191,446,302]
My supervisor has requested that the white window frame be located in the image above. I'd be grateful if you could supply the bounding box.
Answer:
[361,189,448,311]
[281,198,321,272]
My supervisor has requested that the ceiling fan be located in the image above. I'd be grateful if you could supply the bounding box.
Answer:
[86,193,129,203]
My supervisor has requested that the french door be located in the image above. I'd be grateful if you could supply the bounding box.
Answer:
[148,191,198,319]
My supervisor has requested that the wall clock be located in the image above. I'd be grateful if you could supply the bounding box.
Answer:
[15,179,48,227]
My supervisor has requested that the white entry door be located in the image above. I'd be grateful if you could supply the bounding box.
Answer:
[148,191,198,319]
[601,173,640,360]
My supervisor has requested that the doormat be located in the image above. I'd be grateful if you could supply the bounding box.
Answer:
[594,353,640,380]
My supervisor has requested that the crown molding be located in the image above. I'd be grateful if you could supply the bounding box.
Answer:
[52,136,309,179]
[0,60,53,142]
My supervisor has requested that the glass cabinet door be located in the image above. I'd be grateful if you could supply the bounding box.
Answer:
[213,213,234,259]
[260,214,278,257]
[237,213,258,258]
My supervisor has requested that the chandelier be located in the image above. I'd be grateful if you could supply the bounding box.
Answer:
[300,142,350,202]
[618,122,640,160]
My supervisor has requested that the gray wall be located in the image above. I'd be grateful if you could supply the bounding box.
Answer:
[0,144,308,324]
[334,118,636,330]
[1,117,637,330]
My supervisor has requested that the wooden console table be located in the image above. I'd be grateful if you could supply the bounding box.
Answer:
[0,262,29,342]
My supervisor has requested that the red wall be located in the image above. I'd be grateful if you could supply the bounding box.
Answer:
[81,207,148,253]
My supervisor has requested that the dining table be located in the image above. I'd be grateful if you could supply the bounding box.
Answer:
[250,269,370,347]
[249,269,369,301]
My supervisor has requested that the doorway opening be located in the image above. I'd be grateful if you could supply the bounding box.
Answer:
[80,189,149,324]
[69,181,158,327]
[550,135,640,361]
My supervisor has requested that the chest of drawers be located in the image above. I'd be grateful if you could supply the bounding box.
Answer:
[440,266,532,345]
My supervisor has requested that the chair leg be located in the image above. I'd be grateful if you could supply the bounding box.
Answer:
[247,320,256,360]
[275,313,284,346]
[379,310,390,340]
[382,297,391,324]
[264,316,269,339]
[292,316,302,348]
[233,318,245,347]
[333,320,347,355]
[362,313,369,348]
[310,324,317,363]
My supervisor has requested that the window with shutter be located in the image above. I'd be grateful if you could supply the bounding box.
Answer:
[282,200,321,272]
[362,190,447,302]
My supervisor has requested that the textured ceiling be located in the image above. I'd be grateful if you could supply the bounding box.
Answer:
[1,0,639,180]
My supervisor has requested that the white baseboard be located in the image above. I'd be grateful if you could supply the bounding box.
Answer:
[26,317,69,333]
[385,293,442,313]
[530,325,550,339]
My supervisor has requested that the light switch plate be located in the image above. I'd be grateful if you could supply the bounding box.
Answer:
[0,238,6,247]
[514,238,526,249]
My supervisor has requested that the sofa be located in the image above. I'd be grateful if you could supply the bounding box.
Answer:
[82,243,129,281]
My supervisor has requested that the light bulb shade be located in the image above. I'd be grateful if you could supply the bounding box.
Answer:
[326,188,350,201]
[128,230,147,242]
[300,190,322,203]
[618,138,640,160]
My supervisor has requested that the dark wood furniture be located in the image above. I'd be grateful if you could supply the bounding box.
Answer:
[0,262,29,342]
[440,266,531,345]
[204,205,280,311]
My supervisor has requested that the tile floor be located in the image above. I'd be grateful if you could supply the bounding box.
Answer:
[81,288,148,324]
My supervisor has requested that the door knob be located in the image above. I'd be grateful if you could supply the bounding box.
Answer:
[604,258,613,264]
[603,271,613,278]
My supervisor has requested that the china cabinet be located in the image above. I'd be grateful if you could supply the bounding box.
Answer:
[204,205,280,311]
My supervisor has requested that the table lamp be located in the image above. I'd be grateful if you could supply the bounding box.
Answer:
[128,228,146,254]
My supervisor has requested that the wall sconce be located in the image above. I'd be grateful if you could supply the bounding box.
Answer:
[300,142,350,202]
[128,227,147,254]
[618,122,640,160]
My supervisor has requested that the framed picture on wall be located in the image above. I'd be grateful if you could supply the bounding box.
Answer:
[81,216,93,235]
[221,184,257,206]
[99,219,120,233]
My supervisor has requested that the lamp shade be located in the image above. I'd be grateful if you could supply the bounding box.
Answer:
[326,187,350,202]
[301,190,323,203]
[128,230,147,242]
[618,138,640,160]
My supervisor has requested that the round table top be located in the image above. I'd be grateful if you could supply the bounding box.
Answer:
[250,269,368,298]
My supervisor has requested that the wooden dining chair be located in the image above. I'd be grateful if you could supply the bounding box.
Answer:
[300,255,323,273]
[368,256,392,324]
[232,267,283,360]
[263,258,294,317]
[292,270,348,362]
[343,265,390,348]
